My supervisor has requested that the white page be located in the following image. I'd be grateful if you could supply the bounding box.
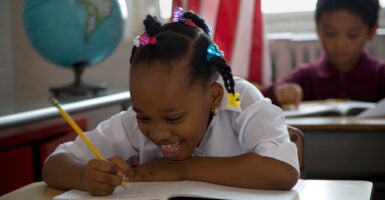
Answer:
[172,180,304,200]
[283,100,374,117]
[357,98,385,118]
[54,180,305,200]
[54,181,186,200]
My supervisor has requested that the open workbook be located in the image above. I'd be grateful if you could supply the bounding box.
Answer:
[54,179,305,200]
[283,99,379,118]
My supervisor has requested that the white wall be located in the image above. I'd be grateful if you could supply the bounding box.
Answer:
[0,0,13,92]
[0,0,162,129]
[8,0,132,92]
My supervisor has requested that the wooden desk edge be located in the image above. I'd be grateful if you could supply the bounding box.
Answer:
[0,182,64,200]
[0,180,373,200]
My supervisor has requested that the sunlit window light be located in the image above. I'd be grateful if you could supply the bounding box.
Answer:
[261,0,385,14]
[159,0,172,20]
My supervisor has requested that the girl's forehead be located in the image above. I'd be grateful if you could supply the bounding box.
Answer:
[131,64,189,90]
[132,61,187,75]
[129,65,208,112]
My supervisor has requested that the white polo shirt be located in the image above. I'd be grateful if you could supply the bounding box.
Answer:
[50,77,299,173]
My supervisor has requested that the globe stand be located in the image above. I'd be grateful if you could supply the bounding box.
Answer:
[49,61,107,97]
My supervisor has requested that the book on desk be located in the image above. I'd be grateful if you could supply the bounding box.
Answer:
[283,98,385,118]
[54,180,305,200]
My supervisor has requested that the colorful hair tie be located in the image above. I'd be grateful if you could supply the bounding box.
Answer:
[227,92,241,108]
[133,32,157,47]
[206,43,224,61]
[173,7,186,23]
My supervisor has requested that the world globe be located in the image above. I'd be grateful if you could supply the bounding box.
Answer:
[23,0,127,96]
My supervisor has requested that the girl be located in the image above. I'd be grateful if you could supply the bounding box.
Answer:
[42,8,299,196]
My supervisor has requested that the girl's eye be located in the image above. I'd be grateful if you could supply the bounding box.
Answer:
[136,116,151,123]
[165,116,183,123]
[347,33,359,39]
[324,32,336,37]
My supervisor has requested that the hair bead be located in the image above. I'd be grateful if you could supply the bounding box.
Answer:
[206,44,224,61]
[133,32,157,47]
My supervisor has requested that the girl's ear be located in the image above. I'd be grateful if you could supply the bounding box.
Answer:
[210,82,223,107]
[368,23,379,40]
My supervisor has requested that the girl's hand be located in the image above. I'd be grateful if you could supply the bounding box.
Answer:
[83,157,129,196]
[126,157,185,182]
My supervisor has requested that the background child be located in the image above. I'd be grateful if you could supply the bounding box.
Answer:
[42,8,299,196]
[262,0,385,107]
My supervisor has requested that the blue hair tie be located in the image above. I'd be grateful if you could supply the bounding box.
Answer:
[206,43,224,61]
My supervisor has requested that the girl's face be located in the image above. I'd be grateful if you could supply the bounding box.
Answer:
[316,9,377,72]
[129,63,222,160]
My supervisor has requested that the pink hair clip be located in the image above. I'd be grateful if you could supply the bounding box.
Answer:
[133,32,157,47]
[172,7,186,23]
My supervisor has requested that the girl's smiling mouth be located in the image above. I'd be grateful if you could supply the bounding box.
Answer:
[159,140,184,158]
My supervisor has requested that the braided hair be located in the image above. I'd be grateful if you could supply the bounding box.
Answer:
[130,11,237,98]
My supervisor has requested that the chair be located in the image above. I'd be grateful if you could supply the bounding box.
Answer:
[288,125,305,178]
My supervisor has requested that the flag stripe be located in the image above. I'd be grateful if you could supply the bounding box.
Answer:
[213,0,241,62]
[172,0,182,9]
[230,0,255,79]
[187,0,200,13]
[248,0,263,83]
[199,0,220,35]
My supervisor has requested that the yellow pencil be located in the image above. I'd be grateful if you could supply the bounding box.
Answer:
[50,97,126,189]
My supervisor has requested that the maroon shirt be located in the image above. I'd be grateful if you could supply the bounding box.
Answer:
[262,51,385,106]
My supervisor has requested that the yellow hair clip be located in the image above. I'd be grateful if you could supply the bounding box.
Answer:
[227,92,241,108]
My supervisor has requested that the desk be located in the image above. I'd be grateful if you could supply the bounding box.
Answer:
[0,180,373,200]
[286,116,385,131]
[285,116,385,178]
[286,116,385,199]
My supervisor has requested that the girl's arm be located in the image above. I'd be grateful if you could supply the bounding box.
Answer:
[42,153,87,191]
[126,152,299,190]
[42,153,128,196]
[183,153,299,190]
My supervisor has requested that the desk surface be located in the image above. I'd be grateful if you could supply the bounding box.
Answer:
[0,180,373,200]
[286,116,385,131]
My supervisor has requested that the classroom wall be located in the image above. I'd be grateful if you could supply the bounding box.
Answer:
[9,0,132,92]
[0,0,13,92]
[0,0,162,129]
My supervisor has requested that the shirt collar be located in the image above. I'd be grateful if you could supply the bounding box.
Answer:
[316,51,372,79]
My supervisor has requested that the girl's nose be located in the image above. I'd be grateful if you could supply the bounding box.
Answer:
[148,122,171,143]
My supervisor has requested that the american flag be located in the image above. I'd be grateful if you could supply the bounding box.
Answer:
[172,0,271,86]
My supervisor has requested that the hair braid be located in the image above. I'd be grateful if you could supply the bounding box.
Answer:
[211,57,235,95]
[181,11,236,95]
[130,15,162,64]
[143,15,162,37]
[183,11,211,35]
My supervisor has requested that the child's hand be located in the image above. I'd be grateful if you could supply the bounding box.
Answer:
[126,157,184,182]
[83,157,129,196]
[274,83,303,108]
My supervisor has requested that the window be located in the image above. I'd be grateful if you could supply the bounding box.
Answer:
[261,0,385,13]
